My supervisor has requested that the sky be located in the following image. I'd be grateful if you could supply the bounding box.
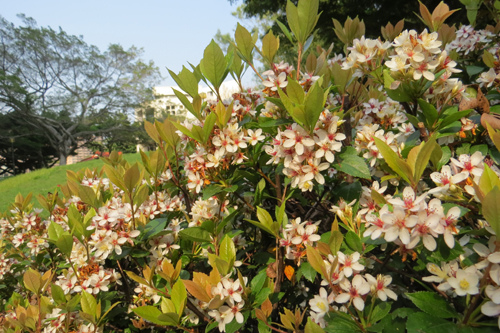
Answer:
[2,0,251,86]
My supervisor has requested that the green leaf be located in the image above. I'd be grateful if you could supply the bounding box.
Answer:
[179,227,212,243]
[255,287,272,306]
[413,136,437,181]
[479,164,500,196]
[286,0,301,42]
[235,23,254,62]
[23,269,41,295]
[141,218,168,240]
[466,65,484,77]
[370,302,391,323]
[418,99,438,130]
[172,88,200,120]
[256,206,274,232]
[124,163,141,193]
[246,219,275,235]
[254,178,266,206]
[161,297,177,314]
[438,109,471,130]
[78,184,99,208]
[374,137,413,185]
[324,312,364,332]
[406,312,457,333]
[81,291,97,321]
[304,80,326,132]
[483,186,500,237]
[332,181,362,203]
[133,306,173,325]
[336,154,371,180]
[157,312,180,326]
[171,279,186,317]
[287,79,305,104]
[383,70,411,102]
[296,262,317,282]
[261,30,279,64]
[220,235,236,268]
[406,292,459,319]
[202,184,224,200]
[56,234,74,257]
[67,204,84,240]
[438,146,452,170]
[345,231,363,253]
[306,246,327,278]
[276,20,294,43]
[203,112,217,144]
[51,284,66,305]
[48,222,65,242]
[305,317,325,333]
[168,66,199,98]
[329,230,343,254]
[200,40,228,91]
[251,270,267,295]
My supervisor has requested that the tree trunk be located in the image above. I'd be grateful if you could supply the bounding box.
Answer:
[59,153,67,166]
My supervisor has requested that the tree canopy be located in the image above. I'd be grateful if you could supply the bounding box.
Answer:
[0,15,161,166]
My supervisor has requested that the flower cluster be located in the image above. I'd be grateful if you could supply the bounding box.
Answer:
[342,36,391,73]
[265,111,345,191]
[446,25,495,56]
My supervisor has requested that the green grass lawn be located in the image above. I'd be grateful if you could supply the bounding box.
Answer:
[0,153,141,213]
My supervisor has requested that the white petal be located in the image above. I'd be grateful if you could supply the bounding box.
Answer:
[353,297,365,311]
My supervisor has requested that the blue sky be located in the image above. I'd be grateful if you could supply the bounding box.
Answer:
[2,0,251,86]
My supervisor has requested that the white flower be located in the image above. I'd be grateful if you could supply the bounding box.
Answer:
[365,274,397,301]
[335,275,371,311]
[309,288,330,317]
[246,129,265,146]
[481,301,500,329]
[447,269,480,296]
[263,72,288,91]
[450,151,485,178]
[220,300,245,325]
[337,251,364,278]
[382,206,418,245]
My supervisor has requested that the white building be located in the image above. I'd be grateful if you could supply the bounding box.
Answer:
[135,80,241,122]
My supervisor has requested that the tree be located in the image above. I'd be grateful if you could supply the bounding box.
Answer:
[0,15,161,165]
[0,111,58,175]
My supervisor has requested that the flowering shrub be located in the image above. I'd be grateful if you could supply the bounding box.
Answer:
[2,0,500,332]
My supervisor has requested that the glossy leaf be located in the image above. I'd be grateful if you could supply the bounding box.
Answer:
[234,23,254,62]
[483,186,500,237]
[200,40,228,90]
[171,279,186,317]
[374,137,413,185]
[179,227,212,243]
[406,291,459,318]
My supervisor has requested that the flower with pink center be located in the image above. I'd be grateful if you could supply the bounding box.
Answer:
[335,275,371,311]
[429,165,468,194]
[365,273,398,301]
[382,206,418,245]
[220,299,245,325]
[221,279,243,303]
[291,224,321,246]
[282,125,315,156]
[263,72,288,91]
[337,251,364,277]
[450,151,485,178]
[388,187,427,212]
[408,211,441,251]
[439,205,461,248]
[246,128,266,146]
